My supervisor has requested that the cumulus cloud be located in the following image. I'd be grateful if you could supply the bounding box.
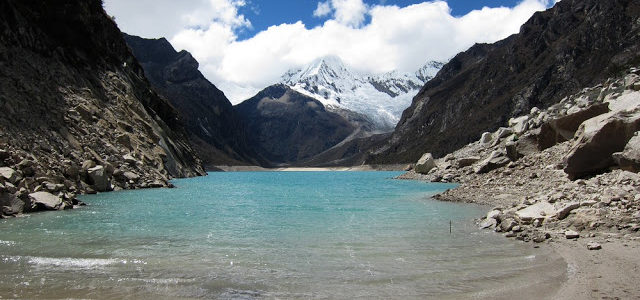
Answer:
[106,0,554,103]
[314,1,332,18]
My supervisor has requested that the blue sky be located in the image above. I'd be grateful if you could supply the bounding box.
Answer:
[104,0,555,102]
[237,1,524,40]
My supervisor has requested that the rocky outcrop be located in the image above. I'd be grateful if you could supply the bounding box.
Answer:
[235,84,357,164]
[538,103,610,150]
[564,91,640,179]
[123,34,263,168]
[398,67,640,244]
[564,108,640,179]
[0,0,204,217]
[368,0,640,164]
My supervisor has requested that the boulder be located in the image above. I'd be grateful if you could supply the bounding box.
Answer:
[123,171,140,182]
[474,151,510,174]
[587,242,602,250]
[82,160,96,170]
[556,202,580,220]
[0,192,24,215]
[479,218,497,229]
[564,230,580,239]
[500,218,517,232]
[516,130,540,157]
[538,103,610,150]
[496,127,514,139]
[29,191,63,210]
[487,209,502,220]
[415,153,436,174]
[0,167,18,184]
[87,165,111,192]
[480,132,493,144]
[123,154,139,165]
[564,108,640,179]
[505,142,519,161]
[613,132,640,172]
[515,202,556,223]
[509,116,529,134]
[457,156,480,168]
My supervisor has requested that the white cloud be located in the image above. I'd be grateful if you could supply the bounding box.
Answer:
[313,0,369,28]
[105,0,553,103]
[314,1,332,18]
[332,0,369,27]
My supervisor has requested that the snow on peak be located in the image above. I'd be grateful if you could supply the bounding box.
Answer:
[280,57,445,131]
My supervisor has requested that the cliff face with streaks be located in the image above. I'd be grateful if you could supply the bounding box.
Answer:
[123,34,264,168]
[0,0,204,216]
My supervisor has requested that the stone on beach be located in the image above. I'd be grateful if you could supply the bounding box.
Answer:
[587,242,602,250]
[29,191,63,210]
[516,202,556,223]
[415,153,436,174]
[564,230,580,239]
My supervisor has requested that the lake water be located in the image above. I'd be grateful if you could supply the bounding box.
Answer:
[0,172,562,299]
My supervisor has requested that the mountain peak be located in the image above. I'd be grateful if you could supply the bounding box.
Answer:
[279,58,445,131]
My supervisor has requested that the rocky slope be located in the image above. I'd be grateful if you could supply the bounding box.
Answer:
[368,0,640,164]
[281,56,443,131]
[123,34,263,168]
[399,67,640,245]
[0,0,205,217]
[235,85,357,164]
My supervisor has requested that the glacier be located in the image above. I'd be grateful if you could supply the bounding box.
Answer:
[280,56,444,132]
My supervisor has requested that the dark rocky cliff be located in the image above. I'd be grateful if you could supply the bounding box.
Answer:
[235,85,356,164]
[0,0,204,216]
[368,0,640,164]
[123,34,263,168]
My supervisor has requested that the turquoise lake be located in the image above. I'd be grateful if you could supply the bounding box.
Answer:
[0,171,559,299]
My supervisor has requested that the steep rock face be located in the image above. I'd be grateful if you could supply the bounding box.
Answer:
[123,34,262,168]
[235,85,356,164]
[0,0,204,215]
[368,0,640,163]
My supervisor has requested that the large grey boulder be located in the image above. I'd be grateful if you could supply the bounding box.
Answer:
[415,153,436,174]
[474,151,510,174]
[538,103,610,150]
[0,167,18,184]
[87,165,111,192]
[480,132,493,144]
[29,191,63,210]
[509,116,529,134]
[564,109,640,179]
[515,202,556,223]
[613,132,640,172]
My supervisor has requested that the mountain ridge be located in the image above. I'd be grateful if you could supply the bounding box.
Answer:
[367,0,640,164]
[281,56,443,131]
[123,34,264,168]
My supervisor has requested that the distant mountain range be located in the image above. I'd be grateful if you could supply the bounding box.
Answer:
[280,56,443,131]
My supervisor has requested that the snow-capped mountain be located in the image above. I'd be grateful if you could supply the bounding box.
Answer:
[280,56,444,131]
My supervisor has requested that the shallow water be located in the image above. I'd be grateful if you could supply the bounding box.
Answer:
[0,172,560,299]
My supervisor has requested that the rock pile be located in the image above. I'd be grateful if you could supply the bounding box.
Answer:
[0,0,205,218]
[400,67,640,243]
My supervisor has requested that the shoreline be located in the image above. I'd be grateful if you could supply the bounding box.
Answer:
[211,164,409,172]
[412,177,640,299]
